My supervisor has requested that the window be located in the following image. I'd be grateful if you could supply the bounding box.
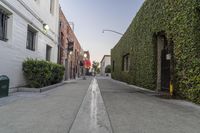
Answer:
[75,49,77,60]
[50,0,55,14]
[122,54,130,72]
[46,45,52,61]
[34,0,40,4]
[0,9,9,41]
[26,26,37,51]
[112,60,115,72]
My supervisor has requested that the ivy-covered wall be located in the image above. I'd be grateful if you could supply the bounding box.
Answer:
[111,0,200,102]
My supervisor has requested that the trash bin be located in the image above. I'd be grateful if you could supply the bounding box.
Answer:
[0,75,9,98]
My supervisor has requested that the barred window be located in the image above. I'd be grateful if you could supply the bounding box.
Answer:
[0,9,9,41]
[26,26,37,51]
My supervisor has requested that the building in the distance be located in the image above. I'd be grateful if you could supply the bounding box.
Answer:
[83,51,91,75]
[59,8,84,80]
[100,55,111,76]
[0,0,59,88]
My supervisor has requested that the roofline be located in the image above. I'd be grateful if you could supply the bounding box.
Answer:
[100,55,111,63]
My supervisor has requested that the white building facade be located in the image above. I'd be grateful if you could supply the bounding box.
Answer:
[100,55,111,76]
[0,0,59,88]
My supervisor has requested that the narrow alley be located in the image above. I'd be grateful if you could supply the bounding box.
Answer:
[0,77,200,133]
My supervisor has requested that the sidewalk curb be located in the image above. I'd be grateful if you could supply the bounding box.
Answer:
[111,78,155,93]
[9,80,78,93]
[18,82,66,93]
[110,78,200,109]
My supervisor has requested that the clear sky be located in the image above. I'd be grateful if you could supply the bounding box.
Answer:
[60,0,145,62]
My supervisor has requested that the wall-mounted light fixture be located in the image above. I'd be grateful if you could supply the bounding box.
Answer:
[166,54,171,60]
[43,23,50,31]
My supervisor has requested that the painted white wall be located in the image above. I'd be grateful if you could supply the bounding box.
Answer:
[0,0,59,88]
[100,56,111,76]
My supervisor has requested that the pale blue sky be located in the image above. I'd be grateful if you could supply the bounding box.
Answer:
[60,0,145,62]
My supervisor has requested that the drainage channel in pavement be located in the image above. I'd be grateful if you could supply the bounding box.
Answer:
[69,78,113,133]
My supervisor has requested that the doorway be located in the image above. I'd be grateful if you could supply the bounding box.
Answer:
[161,43,170,90]
[65,59,68,80]
[156,33,172,92]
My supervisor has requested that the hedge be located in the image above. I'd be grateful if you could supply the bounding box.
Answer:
[188,88,200,104]
[111,0,200,103]
[22,58,65,88]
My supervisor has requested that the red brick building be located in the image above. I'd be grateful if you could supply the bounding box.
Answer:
[59,8,84,80]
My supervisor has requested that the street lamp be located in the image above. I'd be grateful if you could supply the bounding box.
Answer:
[83,53,87,80]
[102,29,123,35]
[84,53,87,58]
[69,51,73,55]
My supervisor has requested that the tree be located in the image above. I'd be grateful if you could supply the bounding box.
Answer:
[92,61,100,74]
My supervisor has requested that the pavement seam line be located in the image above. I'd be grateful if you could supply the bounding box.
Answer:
[67,79,94,133]
[69,78,113,133]
[96,78,115,133]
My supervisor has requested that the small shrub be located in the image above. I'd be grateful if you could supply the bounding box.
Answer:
[105,65,111,73]
[22,58,65,88]
[50,63,65,84]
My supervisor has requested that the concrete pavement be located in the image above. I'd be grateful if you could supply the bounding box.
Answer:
[0,78,92,133]
[97,77,200,133]
[69,78,113,133]
[1,76,200,133]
